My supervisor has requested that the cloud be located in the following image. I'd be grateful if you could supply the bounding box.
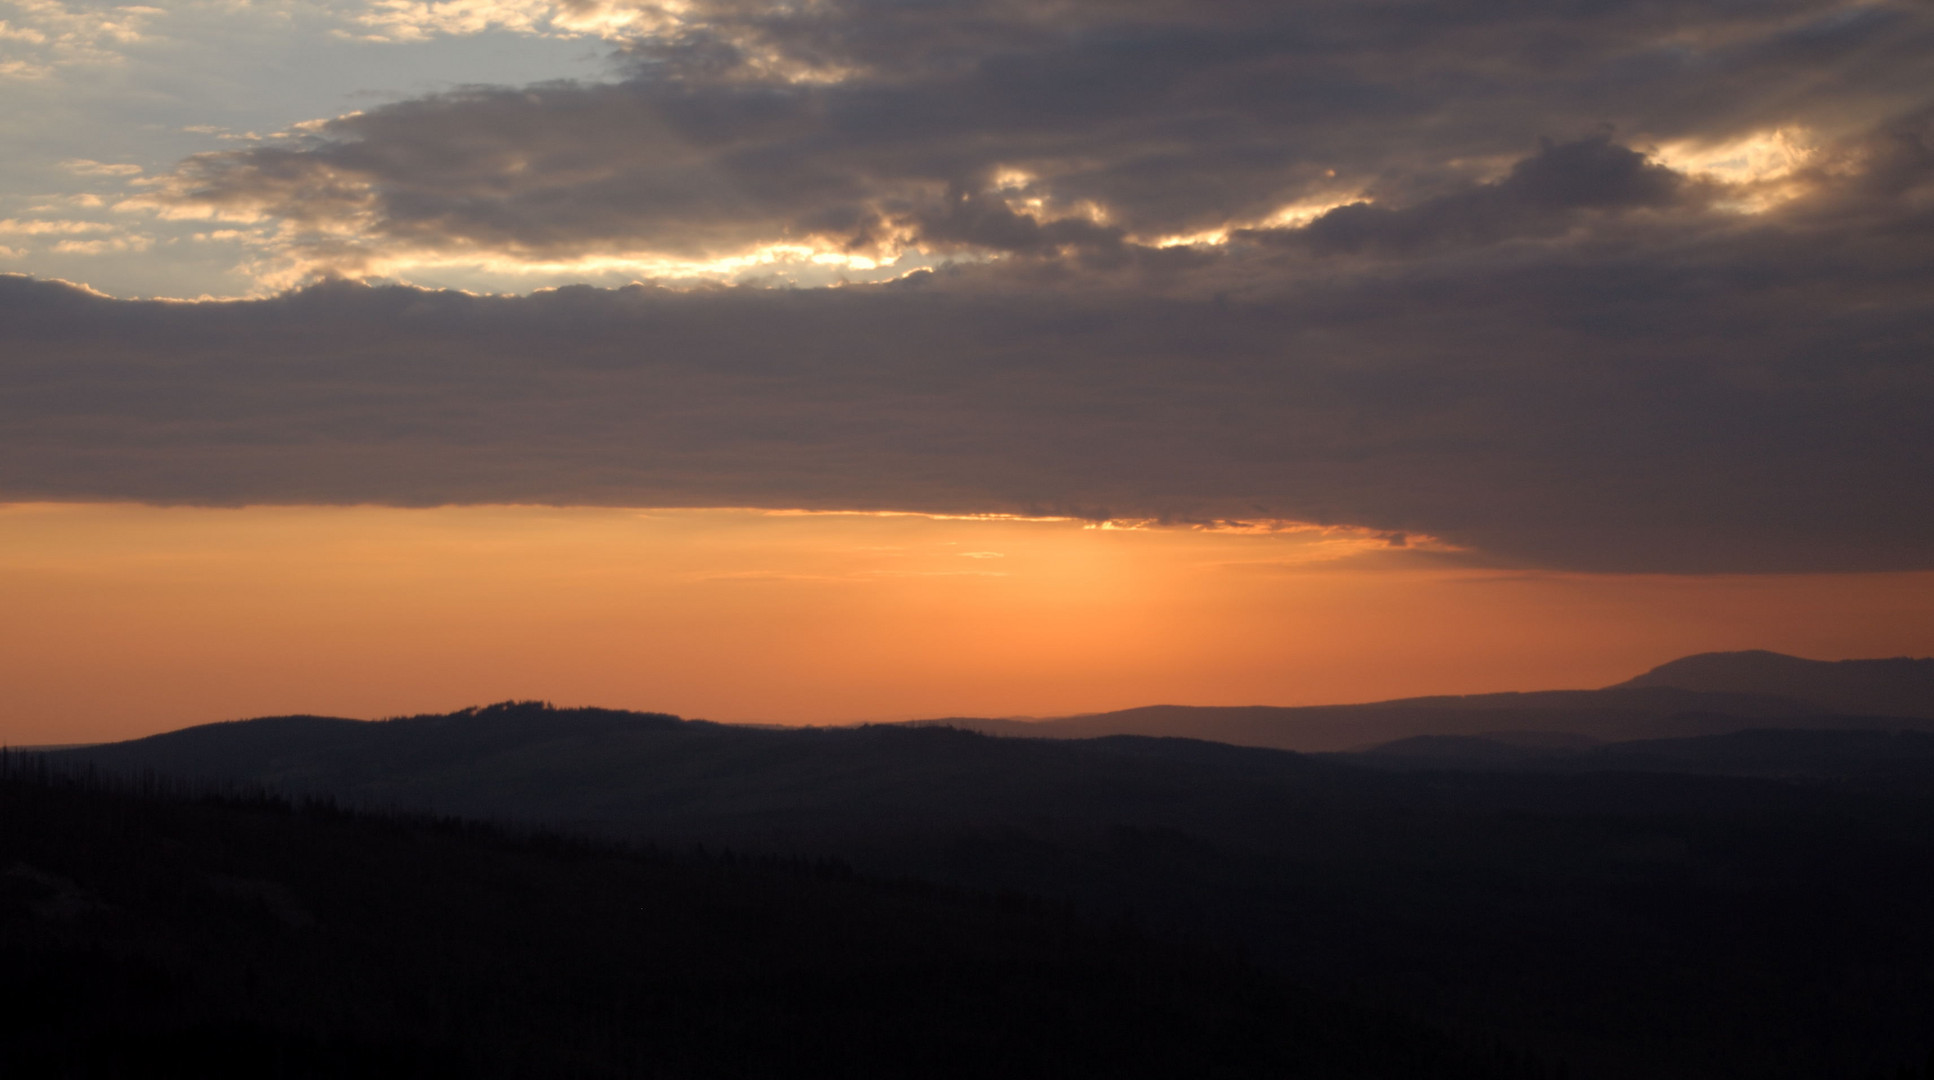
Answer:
[1237,136,1691,255]
[0,0,158,79]
[4,0,1929,574]
[48,235,151,254]
[347,0,680,44]
[4,133,1931,575]
[61,159,143,177]
[0,218,114,234]
[131,0,1934,284]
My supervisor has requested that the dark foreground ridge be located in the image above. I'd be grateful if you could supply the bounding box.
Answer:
[0,755,1521,1080]
[45,692,1934,1079]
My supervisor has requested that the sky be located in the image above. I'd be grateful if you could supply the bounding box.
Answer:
[2,0,1931,742]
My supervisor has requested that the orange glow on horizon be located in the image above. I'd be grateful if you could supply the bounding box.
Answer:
[2,502,1931,745]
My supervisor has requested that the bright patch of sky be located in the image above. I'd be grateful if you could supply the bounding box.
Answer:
[0,0,614,297]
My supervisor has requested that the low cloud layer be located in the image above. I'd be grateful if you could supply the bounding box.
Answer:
[8,135,1932,572]
[5,0,1931,573]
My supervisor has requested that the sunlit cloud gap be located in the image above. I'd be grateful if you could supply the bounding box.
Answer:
[0,500,1445,555]
[342,243,930,288]
[351,0,689,43]
[752,508,1448,557]
[1652,127,1822,213]
[23,106,1845,297]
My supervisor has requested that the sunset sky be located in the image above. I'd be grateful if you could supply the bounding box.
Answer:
[3,0,1931,743]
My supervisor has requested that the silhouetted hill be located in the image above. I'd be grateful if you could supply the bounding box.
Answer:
[1587,727,1934,780]
[1345,725,1934,787]
[1352,734,1581,767]
[48,702,1934,1078]
[57,705,1376,850]
[1613,650,1934,718]
[0,758,1510,1079]
[922,686,1898,752]
[920,652,1934,749]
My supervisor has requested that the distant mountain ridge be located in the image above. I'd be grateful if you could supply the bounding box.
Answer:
[36,696,1934,1076]
[23,652,1934,1078]
[1612,650,1934,718]
[26,651,1934,761]
[914,651,1934,751]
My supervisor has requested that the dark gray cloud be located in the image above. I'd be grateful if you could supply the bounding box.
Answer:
[1238,136,1691,255]
[152,0,1934,265]
[8,119,1933,572]
[12,0,1932,573]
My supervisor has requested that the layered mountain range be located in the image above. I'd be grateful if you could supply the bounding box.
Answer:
[919,650,1934,751]
[24,650,1934,1078]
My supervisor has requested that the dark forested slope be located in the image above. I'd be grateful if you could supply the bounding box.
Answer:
[0,759,1512,1080]
[1347,726,1934,784]
[48,703,1934,1079]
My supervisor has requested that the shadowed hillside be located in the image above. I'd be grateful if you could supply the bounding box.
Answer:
[0,756,1518,1079]
[48,701,1934,1079]
[1347,727,1934,785]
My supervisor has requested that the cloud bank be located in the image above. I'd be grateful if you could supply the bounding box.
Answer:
[5,0,1932,572]
[7,179,1931,573]
[134,0,1934,280]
